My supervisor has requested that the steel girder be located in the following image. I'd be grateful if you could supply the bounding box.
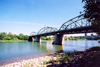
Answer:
[59,14,91,30]
[37,26,58,35]
[30,14,93,36]
[30,32,37,36]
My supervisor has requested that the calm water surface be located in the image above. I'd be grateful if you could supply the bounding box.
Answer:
[0,40,100,61]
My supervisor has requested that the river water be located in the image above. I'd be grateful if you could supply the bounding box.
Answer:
[0,40,100,61]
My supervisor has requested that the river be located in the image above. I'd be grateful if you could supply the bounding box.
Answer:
[0,40,100,62]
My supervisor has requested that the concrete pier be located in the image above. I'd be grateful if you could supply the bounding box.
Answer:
[52,34,64,45]
[85,33,87,36]
[34,36,41,42]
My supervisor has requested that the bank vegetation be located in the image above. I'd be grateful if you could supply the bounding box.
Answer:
[0,32,29,42]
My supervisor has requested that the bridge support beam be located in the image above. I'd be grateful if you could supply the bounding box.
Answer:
[28,36,34,42]
[52,34,64,45]
[34,36,41,42]
[85,33,87,36]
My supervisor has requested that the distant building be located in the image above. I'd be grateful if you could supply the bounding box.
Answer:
[6,32,9,34]
[47,35,54,38]
[13,32,16,35]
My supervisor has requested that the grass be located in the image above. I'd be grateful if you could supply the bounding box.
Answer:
[0,40,28,42]
[42,53,72,65]
[43,61,50,65]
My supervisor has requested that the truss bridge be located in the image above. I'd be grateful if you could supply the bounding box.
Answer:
[29,14,96,45]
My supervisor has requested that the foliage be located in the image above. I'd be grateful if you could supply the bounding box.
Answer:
[3,35,11,40]
[17,33,24,40]
[0,32,29,40]
[43,61,49,65]
[65,36,86,41]
[24,35,29,40]
[41,36,55,40]
[82,0,100,34]
[0,32,6,40]
[43,53,72,65]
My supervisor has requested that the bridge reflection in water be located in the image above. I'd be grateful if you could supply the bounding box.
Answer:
[39,41,63,52]
[0,40,99,65]
[29,14,97,45]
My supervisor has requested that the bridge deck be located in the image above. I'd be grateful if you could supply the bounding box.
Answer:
[30,26,95,37]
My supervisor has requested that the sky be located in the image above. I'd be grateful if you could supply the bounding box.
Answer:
[0,0,87,35]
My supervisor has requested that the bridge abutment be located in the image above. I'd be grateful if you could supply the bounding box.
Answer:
[52,34,64,45]
[34,36,41,42]
[28,36,34,42]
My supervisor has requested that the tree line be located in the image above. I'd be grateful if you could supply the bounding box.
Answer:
[0,32,29,40]
[41,36,55,40]
[65,36,86,41]
[41,36,86,41]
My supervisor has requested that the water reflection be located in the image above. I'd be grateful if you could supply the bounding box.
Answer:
[53,45,63,51]
[46,42,54,51]
[63,40,100,52]
[0,40,100,61]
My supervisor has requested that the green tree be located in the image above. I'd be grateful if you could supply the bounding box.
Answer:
[3,35,11,40]
[7,33,14,40]
[17,33,24,40]
[82,0,100,34]
[24,35,29,40]
[0,32,29,41]
[0,32,6,40]
[13,38,19,40]
[41,36,46,40]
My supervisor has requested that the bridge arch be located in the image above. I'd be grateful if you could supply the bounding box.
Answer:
[37,26,58,34]
[30,32,37,36]
[59,14,91,30]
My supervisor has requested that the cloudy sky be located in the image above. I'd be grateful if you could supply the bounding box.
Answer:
[0,0,85,35]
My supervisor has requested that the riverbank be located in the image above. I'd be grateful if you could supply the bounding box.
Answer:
[1,46,100,67]
[41,40,54,42]
[0,40,28,42]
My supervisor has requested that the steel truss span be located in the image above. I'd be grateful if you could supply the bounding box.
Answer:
[59,14,91,30]
[37,26,58,35]
[30,14,94,36]
[30,32,37,36]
